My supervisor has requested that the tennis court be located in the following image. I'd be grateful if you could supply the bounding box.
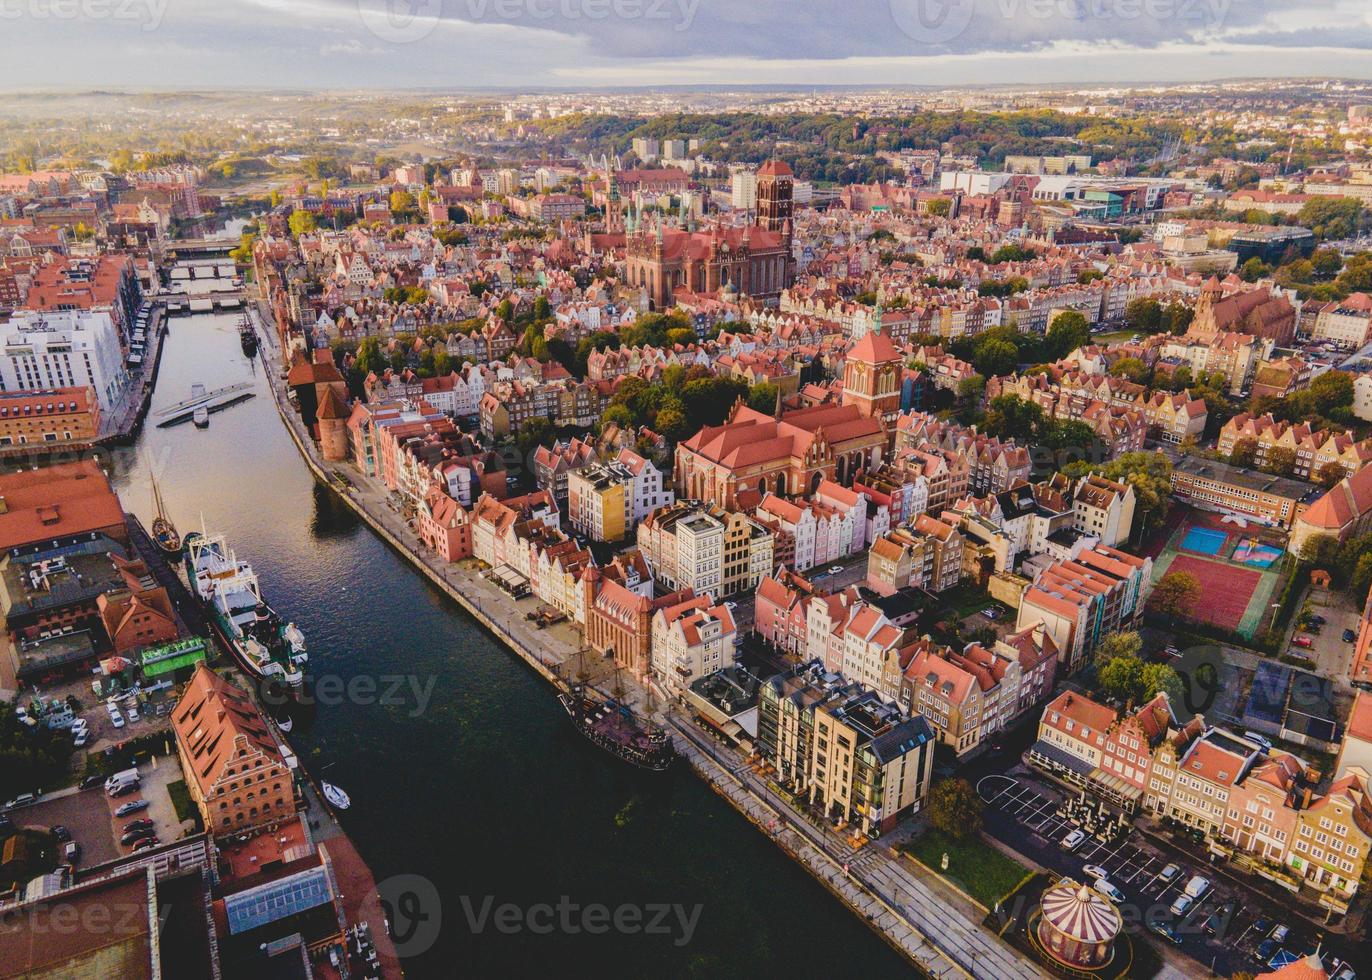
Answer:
[1161,555,1264,632]
[1180,526,1228,556]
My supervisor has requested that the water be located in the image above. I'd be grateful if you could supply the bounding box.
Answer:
[110,313,910,977]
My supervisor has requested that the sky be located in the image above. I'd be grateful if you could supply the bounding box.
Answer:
[2,0,1371,89]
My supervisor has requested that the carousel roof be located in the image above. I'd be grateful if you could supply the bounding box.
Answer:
[1040,879,1122,944]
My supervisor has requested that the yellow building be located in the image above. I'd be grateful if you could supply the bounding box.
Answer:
[567,462,631,542]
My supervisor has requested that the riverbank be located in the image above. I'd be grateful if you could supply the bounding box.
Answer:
[253,311,1046,980]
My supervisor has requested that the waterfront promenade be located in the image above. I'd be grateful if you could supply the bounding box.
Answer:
[253,309,1047,979]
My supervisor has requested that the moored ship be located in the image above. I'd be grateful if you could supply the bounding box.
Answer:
[183,529,307,686]
[559,685,674,771]
[238,312,258,356]
[150,477,181,555]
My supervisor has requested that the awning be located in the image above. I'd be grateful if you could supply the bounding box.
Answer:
[1028,739,1095,780]
[1088,768,1143,801]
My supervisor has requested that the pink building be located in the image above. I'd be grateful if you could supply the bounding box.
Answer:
[418,486,473,561]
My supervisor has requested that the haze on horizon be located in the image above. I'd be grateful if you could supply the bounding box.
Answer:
[0,0,1369,90]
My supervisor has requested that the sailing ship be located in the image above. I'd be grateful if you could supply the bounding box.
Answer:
[558,683,675,771]
[183,529,307,686]
[238,312,258,356]
[321,782,351,810]
[149,477,181,555]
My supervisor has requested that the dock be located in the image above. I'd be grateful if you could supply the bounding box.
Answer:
[154,382,256,427]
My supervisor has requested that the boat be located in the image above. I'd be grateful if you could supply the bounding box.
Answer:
[277,715,293,733]
[183,529,308,686]
[149,477,181,555]
[558,684,674,771]
[238,312,258,356]
[321,782,351,810]
[192,406,209,428]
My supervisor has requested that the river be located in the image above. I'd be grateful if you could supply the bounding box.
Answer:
[107,312,909,977]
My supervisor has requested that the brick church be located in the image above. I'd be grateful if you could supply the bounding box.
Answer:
[625,160,795,310]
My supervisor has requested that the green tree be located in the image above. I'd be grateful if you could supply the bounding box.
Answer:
[1311,247,1344,278]
[1045,311,1091,359]
[1229,437,1258,468]
[1095,631,1143,663]
[748,382,780,414]
[1099,451,1172,541]
[655,406,690,442]
[515,416,555,456]
[1299,533,1341,570]
[1109,357,1149,385]
[927,778,983,842]
[1239,257,1272,282]
[983,394,1044,441]
[1124,297,1162,334]
[1097,653,1145,703]
[1152,571,1201,619]
[973,338,1019,378]
[288,210,316,236]
[390,189,416,213]
[1265,446,1298,477]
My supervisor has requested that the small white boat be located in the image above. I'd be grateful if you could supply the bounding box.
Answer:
[321,781,351,810]
[192,406,209,428]
[277,716,293,733]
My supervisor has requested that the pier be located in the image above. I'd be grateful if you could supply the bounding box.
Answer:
[154,381,256,427]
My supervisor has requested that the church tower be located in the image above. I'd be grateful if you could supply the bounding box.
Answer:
[842,308,903,424]
[756,159,794,233]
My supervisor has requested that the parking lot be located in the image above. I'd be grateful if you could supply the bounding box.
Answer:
[4,757,195,871]
[976,772,1360,977]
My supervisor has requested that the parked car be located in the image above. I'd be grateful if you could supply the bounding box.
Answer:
[131,836,160,852]
[50,825,71,842]
[1310,614,1327,626]
[1258,938,1281,962]
[1269,924,1291,944]
[1184,875,1211,899]
[121,827,156,846]
[1156,862,1182,884]
[109,709,125,729]
[125,705,140,723]
[123,818,154,833]
[1170,894,1195,917]
[107,781,137,797]
[1082,864,1109,880]
[1060,828,1087,851]
[114,799,149,817]
[1148,920,1183,945]
[1344,629,1358,643]
[62,840,81,863]
[827,565,843,575]
[79,775,104,790]
[3,793,38,809]
[1292,636,1314,649]
[1094,879,1126,905]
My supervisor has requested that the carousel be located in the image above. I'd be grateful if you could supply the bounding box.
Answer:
[1033,877,1124,972]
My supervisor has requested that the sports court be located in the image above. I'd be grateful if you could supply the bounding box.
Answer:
[1150,510,1286,637]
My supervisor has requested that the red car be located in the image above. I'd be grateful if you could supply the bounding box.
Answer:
[1292,635,1314,649]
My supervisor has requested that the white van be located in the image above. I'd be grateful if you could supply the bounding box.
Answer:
[105,768,140,795]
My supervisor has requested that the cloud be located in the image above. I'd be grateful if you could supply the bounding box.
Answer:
[0,0,1369,86]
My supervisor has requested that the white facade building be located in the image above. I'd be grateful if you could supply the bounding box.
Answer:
[0,309,128,412]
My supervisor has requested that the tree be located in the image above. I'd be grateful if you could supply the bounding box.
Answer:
[1228,437,1258,469]
[1124,297,1162,334]
[983,394,1044,441]
[1097,653,1145,703]
[955,374,986,417]
[1317,461,1348,488]
[1045,311,1091,359]
[655,406,690,442]
[390,189,416,213]
[747,382,780,414]
[514,416,555,456]
[1311,247,1344,278]
[973,338,1019,378]
[927,778,983,842]
[288,210,316,236]
[1109,357,1149,385]
[925,198,951,218]
[1139,662,1185,705]
[1152,571,1201,619]
[1239,257,1272,282]
[1299,533,1341,570]
[1265,446,1297,477]
[1099,451,1172,540]
[1095,631,1143,663]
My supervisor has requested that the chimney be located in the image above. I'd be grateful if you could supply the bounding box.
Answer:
[0,495,7,514]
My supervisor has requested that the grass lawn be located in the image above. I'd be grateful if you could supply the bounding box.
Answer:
[166,779,200,826]
[905,829,1030,909]
[1094,329,1140,345]
[939,583,999,620]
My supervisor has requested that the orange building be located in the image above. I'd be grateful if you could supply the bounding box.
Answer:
[0,387,100,448]
[172,663,298,838]
[0,458,126,556]
[97,587,179,655]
